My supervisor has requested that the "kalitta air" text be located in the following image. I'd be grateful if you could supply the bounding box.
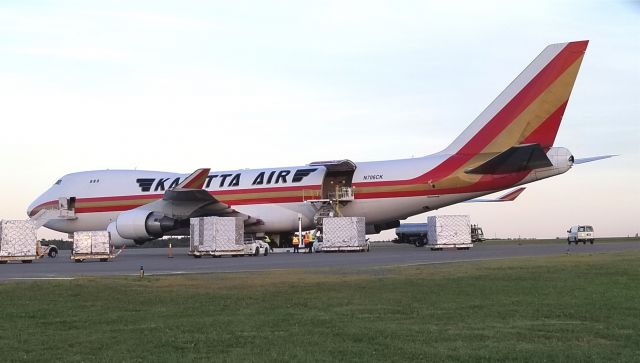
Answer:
[136,168,318,192]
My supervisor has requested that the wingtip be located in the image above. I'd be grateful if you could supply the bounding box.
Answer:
[176,168,211,189]
[498,187,526,201]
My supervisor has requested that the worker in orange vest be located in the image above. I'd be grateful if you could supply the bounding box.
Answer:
[292,235,300,253]
[303,232,311,253]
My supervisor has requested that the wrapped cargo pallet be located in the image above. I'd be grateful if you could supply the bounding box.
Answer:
[426,215,472,249]
[321,217,368,251]
[189,217,244,256]
[73,231,111,254]
[0,220,37,258]
[72,231,115,262]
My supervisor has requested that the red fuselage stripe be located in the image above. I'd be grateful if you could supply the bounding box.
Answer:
[42,170,533,215]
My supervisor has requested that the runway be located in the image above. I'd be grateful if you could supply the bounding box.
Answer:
[2,241,639,281]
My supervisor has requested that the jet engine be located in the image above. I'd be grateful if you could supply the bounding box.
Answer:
[106,222,136,247]
[114,209,179,242]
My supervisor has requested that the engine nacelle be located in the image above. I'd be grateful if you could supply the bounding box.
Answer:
[531,147,574,181]
[365,220,400,234]
[115,209,178,241]
[107,222,136,247]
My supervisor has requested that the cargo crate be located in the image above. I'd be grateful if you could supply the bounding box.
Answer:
[0,220,38,263]
[427,215,473,250]
[320,217,369,252]
[189,217,244,257]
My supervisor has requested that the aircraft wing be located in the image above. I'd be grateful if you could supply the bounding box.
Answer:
[465,187,526,203]
[135,168,262,226]
[465,144,552,175]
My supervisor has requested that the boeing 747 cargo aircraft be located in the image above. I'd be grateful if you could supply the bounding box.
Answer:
[27,40,612,246]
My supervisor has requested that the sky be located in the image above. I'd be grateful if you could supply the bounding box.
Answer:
[0,0,638,240]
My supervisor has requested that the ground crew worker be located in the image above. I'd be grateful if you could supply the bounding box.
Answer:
[303,232,311,253]
[292,235,300,253]
[304,232,313,253]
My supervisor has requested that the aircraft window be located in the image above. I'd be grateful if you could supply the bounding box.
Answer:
[54,179,62,185]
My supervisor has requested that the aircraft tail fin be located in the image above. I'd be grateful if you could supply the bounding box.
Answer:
[441,41,588,156]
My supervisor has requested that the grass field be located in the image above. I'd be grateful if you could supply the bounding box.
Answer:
[1,251,639,362]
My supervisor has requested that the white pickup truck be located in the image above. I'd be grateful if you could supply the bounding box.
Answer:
[38,242,59,258]
[243,238,270,256]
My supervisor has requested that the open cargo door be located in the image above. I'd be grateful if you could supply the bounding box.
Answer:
[309,159,357,200]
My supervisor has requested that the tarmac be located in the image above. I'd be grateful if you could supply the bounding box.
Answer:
[1,241,639,281]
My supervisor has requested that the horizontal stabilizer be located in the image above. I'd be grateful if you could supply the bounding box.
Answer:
[573,155,617,164]
[465,144,552,175]
[466,187,526,203]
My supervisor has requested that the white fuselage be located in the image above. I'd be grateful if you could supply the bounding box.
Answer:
[28,147,573,236]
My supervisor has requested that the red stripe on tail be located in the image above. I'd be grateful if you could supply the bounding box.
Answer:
[522,101,568,148]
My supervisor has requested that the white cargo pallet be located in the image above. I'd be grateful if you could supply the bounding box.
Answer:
[0,220,38,263]
[427,215,473,250]
[72,231,119,262]
[189,217,244,257]
[320,217,369,252]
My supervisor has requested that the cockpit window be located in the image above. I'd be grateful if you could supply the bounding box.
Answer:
[54,179,62,185]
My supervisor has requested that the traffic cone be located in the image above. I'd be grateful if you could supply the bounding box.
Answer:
[168,243,173,258]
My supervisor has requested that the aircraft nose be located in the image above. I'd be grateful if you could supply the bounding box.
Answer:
[27,192,52,218]
[27,198,39,217]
